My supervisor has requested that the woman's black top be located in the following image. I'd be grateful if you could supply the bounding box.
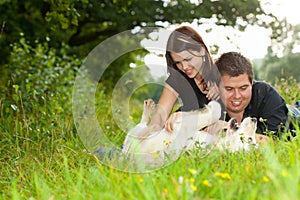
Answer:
[166,69,209,111]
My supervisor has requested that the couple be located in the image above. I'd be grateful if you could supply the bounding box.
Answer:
[147,25,290,143]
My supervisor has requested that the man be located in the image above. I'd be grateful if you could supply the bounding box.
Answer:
[215,52,289,142]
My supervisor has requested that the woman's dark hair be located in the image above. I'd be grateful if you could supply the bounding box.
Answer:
[165,26,220,83]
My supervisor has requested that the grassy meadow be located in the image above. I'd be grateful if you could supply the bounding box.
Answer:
[1,40,300,199]
[0,75,299,200]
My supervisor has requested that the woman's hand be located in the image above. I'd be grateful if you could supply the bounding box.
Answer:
[206,81,220,100]
[164,112,183,132]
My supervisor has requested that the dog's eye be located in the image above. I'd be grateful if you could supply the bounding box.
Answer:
[240,136,245,143]
[248,137,253,143]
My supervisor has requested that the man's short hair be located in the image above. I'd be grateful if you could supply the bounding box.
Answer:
[215,52,254,83]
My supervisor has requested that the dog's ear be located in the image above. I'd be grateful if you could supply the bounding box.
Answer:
[246,118,257,137]
[229,118,239,131]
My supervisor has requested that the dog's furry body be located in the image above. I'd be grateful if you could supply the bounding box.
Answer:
[122,99,257,165]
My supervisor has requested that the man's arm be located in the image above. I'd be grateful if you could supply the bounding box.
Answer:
[252,82,288,137]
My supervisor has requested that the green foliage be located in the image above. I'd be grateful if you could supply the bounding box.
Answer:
[274,77,300,104]
[0,1,299,199]
[261,52,300,84]
[0,0,285,93]
[44,0,88,30]
[259,24,300,83]
[98,49,149,92]
[1,36,81,119]
[1,127,300,199]
[11,38,79,94]
[0,48,300,199]
[0,0,282,64]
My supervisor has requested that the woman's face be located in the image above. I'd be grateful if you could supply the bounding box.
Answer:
[170,49,205,79]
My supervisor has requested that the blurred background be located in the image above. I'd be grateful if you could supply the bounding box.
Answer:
[0,0,299,128]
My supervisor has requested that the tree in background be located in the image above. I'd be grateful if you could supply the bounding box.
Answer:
[0,0,285,93]
[260,23,300,83]
[1,0,283,60]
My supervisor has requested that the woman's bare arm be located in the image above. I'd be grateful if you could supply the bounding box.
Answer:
[137,84,178,138]
[149,84,178,129]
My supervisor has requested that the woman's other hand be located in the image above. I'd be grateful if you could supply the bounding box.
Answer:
[206,81,220,100]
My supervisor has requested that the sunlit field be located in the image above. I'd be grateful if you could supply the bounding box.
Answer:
[1,70,299,199]
[1,0,300,199]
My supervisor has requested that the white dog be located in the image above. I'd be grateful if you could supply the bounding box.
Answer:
[197,117,258,152]
[121,99,257,166]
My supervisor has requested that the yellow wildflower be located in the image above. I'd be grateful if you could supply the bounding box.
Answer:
[138,176,144,183]
[262,176,269,182]
[190,183,197,192]
[281,170,288,177]
[215,172,231,180]
[163,139,172,146]
[152,151,159,159]
[202,179,212,187]
[189,168,197,175]
[163,188,168,194]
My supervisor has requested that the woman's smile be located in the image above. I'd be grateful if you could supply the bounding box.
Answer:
[170,50,204,78]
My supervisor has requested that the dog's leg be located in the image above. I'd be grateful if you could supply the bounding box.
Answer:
[169,101,221,151]
[140,99,155,125]
[191,130,219,150]
[198,101,222,130]
[122,99,155,153]
[173,101,221,133]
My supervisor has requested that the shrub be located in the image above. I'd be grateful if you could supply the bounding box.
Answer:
[1,37,82,117]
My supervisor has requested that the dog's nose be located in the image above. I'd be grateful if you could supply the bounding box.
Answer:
[251,118,257,123]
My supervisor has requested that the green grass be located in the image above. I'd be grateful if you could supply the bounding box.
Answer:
[1,78,300,200]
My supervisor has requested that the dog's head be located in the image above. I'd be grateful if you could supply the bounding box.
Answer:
[225,117,257,151]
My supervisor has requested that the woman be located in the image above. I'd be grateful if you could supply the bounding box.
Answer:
[146,26,220,134]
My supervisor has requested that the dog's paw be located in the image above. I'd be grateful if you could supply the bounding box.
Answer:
[144,99,154,106]
[144,99,155,112]
[140,99,156,124]
[207,101,221,121]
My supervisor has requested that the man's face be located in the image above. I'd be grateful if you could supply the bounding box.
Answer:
[219,73,252,117]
